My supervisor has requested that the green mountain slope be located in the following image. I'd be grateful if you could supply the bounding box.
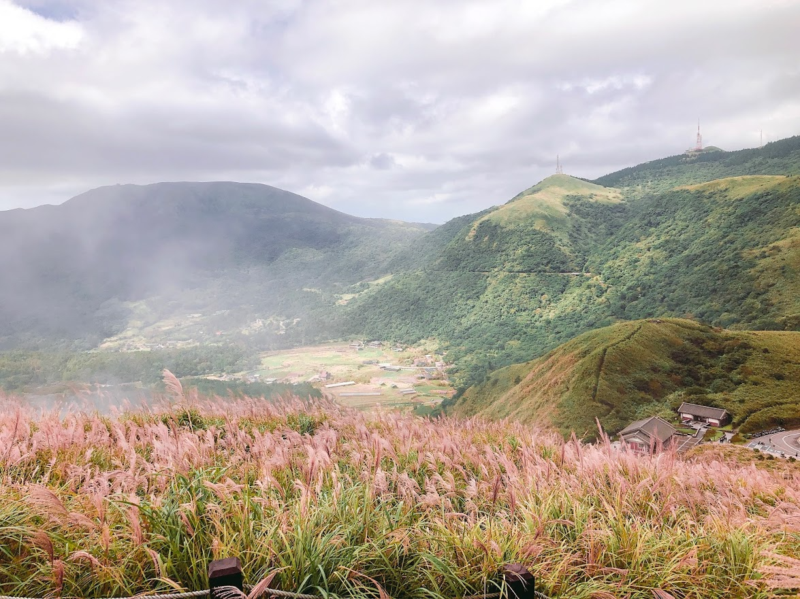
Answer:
[436,174,624,273]
[348,149,800,389]
[593,135,800,198]
[449,318,800,439]
[0,182,429,350]
[345,175,633,383]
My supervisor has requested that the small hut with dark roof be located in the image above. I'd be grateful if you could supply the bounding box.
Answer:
[619,416,677,453]
[677,402,730,427]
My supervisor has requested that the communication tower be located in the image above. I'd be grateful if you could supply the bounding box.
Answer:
[556,155,564,175]
[694,121,703,152]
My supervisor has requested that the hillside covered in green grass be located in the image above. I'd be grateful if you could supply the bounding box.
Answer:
[347,141,800,390]
[447,319,800,439]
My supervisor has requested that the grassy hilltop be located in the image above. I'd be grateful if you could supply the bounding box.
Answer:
[448,318,800,439]
[1,395,799,599]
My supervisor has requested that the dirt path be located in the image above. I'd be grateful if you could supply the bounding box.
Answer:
[591,323,644,408]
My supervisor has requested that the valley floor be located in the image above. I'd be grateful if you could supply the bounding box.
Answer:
[240,342,452,412]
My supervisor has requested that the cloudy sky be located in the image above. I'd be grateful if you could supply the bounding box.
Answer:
[1,0,798,222]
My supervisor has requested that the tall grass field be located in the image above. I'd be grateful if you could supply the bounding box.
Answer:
[1,382,799,599]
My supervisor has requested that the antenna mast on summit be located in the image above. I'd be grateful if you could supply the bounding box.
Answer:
[556,155,564,174]
[695,121,703,151]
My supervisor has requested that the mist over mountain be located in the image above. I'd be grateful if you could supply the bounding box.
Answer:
[0,181,431,349]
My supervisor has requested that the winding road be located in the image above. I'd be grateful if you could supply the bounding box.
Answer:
[749,430,800,458]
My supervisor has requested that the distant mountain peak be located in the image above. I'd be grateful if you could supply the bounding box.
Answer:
[517,173,617,199]
[459,174,623,248]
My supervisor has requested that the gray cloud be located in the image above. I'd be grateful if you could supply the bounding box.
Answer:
[369,153,396,170]
[0,0,799,222]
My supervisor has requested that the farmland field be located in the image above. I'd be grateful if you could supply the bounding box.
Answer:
[253,343,453,411]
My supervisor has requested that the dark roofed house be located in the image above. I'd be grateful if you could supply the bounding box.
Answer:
[619,416,677,454]
[678,402,730,427]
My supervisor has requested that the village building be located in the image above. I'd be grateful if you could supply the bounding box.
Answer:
[619,416,677,453]
[677,402,730,427]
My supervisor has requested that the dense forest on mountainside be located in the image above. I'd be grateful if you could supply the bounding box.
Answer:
[447,319,800,439]
[348,164,800,390]
[0,181,430,351]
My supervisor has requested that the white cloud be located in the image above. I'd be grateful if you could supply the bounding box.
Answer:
[0,0,82,54]
[0,0,798,222]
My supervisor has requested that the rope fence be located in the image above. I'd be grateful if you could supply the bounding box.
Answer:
[0,592,551,599]
[0,558,549,599]
[0,594,212,599]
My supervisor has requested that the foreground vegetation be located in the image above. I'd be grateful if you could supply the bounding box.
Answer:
[449,319,800,438]
[1,389,799,598]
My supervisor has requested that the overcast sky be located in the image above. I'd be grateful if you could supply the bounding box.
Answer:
[1,0,798,222]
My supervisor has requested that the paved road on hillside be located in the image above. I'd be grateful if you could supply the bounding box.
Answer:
[749,430,800,458]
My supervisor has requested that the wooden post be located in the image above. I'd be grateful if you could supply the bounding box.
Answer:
[502,564,535,599]
[209,557,244,599]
